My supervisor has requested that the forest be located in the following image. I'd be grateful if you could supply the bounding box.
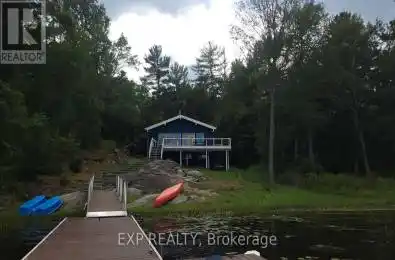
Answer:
[1,0,395,188]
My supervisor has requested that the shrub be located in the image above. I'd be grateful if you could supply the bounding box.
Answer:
[299,173,371,194]
[101,140,117,152]
[69,158,84,173]
[60,174,69,186]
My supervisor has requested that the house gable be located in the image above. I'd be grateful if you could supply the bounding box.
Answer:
[145,115,216,132]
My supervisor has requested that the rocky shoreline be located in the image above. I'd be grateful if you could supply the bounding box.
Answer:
[59,159,217,211]
[125,160,217,208]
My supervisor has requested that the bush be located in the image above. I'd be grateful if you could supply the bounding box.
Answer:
[101,140,117,152]
[69,158,84,173]
[242,164,267,182]
[277,171,303,186]
[294,157,324,174]
[60,174,69,186]
[299,173,372,194]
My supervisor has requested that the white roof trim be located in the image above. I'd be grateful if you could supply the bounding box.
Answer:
[145,115,216,131]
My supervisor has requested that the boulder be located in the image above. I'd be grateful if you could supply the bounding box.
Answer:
[169,195,189,204]
[128,187,143,196]
[186,170,203,177]
[128,194,158,208]
[125,160,208,199]
[60,191,84,210]
[177,169,185,176]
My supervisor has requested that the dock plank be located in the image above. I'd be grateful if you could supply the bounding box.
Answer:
[23,217,161,260]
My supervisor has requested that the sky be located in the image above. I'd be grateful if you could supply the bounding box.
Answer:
[103,0,395,81]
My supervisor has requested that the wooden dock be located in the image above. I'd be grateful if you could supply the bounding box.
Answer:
[21,175,162,260]
[22,217,162,260]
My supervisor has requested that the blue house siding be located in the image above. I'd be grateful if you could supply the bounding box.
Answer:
[145,115,230,171]
[147,118,215,141]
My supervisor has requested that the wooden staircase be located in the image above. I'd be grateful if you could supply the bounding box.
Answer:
[150,145,161,160]
[92,159,147,190]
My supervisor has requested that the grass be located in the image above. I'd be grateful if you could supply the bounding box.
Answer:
[0,206,84,230]
[131,167,395,217]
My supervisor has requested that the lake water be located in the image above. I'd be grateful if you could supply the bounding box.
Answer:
[2,212,395,259]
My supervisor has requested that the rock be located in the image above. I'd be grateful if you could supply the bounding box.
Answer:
[186,170,203,177]
[128,194,158,207]
[128,187,143,196]
[188,187,218,197]
[60,191,84,210]
[169,195,189,204]
[188,194,206,202]
[126,160,185,193]
[61,191,83,202]
[183,176,198,183]
[125,160,211,197]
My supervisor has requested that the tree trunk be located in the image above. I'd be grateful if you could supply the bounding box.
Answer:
[358,128,372,178]
[353,110,372,178]
[308,127,316,173]
[156,77,160,92]
[349,54,372,178]
[268,87,275,185]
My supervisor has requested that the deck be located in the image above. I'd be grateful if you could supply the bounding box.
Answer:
[22,217,161,260]
[162,138,232,151]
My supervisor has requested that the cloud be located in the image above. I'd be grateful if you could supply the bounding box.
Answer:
[101,0,211,18]
[323,0,395,22]
[109,0,240,82]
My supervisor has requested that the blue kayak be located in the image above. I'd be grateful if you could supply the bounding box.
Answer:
[19,195,46,216]
[31,196,63,216]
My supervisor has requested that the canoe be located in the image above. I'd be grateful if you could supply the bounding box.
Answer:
[153,182,184,208]
[19,195,46,216]
[31,196,63,215]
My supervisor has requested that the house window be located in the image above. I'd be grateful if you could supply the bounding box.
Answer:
[196,133,205,145]
[159,133,181,146]
[182,133,195,146]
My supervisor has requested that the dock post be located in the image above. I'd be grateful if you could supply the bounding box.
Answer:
[179,150,182,167]
[207,151,210,169]
[119,179,123,201]
[116,176,119,195]
[205,150,208,169]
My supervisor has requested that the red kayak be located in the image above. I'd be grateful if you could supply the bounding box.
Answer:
[153,182,184,208]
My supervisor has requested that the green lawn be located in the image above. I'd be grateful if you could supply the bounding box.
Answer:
[131,168,395,217]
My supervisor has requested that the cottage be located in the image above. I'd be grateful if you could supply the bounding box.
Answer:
[145,113,231,171]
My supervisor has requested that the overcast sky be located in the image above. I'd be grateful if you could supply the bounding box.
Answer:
[102,0,395,81]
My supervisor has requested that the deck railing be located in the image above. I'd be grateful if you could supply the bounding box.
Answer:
[162,137,232,147]
[116,175,128,211]
[86,174,95,210]
[148,138,157,159]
